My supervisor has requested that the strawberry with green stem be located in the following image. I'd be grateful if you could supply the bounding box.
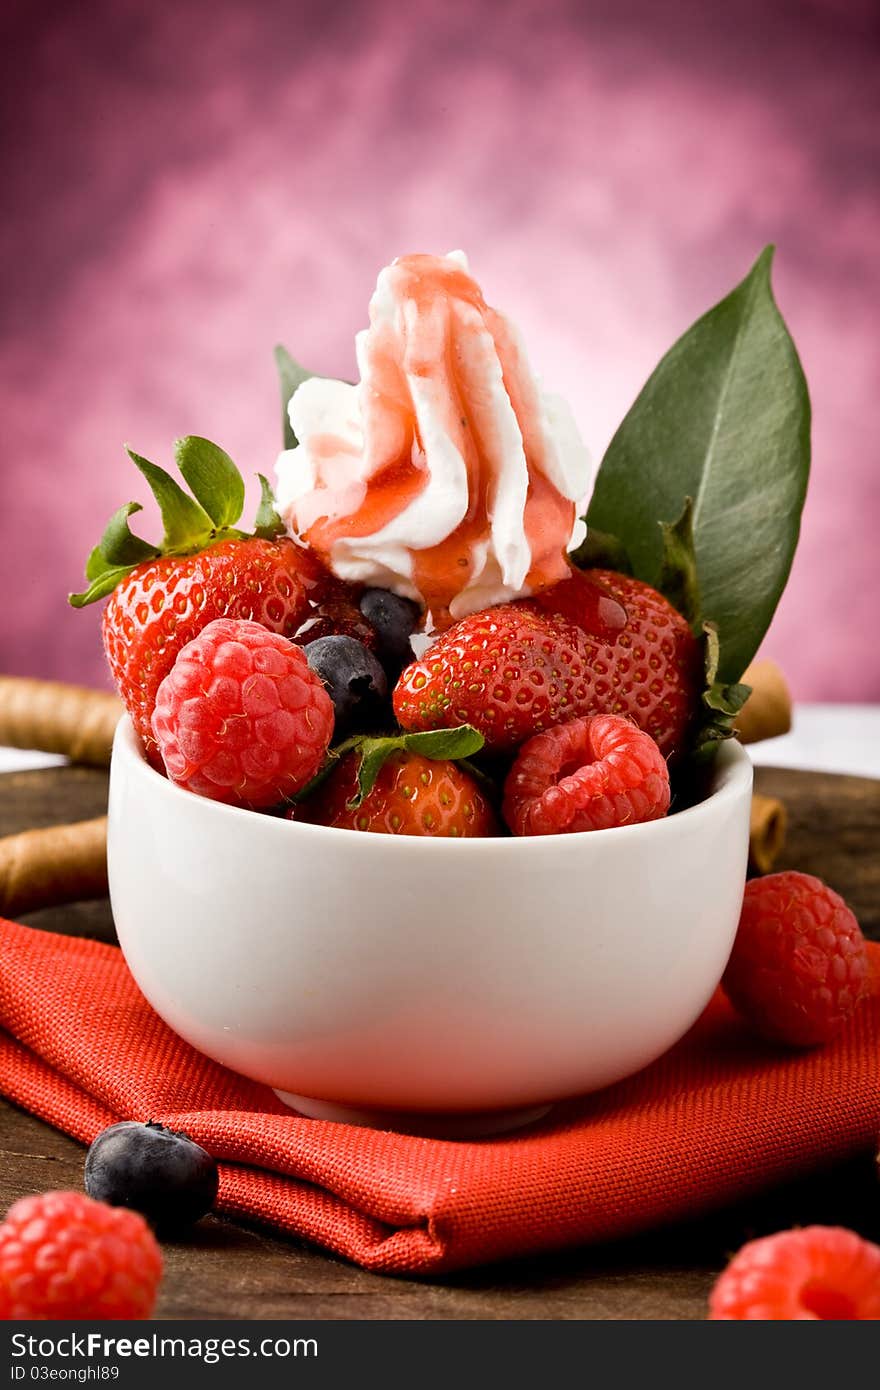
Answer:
[70,436,327,757]
[293,727,496,837]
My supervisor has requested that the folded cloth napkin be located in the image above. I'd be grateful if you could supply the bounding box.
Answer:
[0,917,878,1276]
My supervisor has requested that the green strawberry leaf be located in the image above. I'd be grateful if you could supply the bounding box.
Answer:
[70,439,279,608]
[98,502,160,569]
[657,496,700,630]
[275,345,316,450]
[586,246,810,683]
[69,565,135,609]
[691,623,752,761]
[395,727,486,762]
[125,448,215,551]
[351,738,407,806]
[253,474,287,540]
[348,726,485,807]
[174,436,245,529]
[71,504,157,604]
[84,545,115,582]
[295,724,485,809]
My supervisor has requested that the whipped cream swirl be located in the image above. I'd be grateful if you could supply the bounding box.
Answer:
[275,251,591,622]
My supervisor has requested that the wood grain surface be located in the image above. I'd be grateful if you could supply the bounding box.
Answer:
[1,762,878,1320]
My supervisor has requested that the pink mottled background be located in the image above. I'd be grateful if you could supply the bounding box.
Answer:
[2,0,878,698]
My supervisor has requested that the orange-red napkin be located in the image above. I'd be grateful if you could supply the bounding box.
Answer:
[1,917,878,1275]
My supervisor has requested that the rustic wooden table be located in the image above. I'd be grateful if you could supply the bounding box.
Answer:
[1,763,878,1320]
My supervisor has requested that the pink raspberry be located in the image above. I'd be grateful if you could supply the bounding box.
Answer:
[0,1190,162,1320]
[722,871,868,1046]
[502,713,670,836]
[151,618,334,807]
[709,1226,880,1320]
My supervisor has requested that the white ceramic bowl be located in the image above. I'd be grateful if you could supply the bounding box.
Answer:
[108,717,752,1132]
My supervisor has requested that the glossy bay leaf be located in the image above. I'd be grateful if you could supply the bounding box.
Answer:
[586,247,810,683]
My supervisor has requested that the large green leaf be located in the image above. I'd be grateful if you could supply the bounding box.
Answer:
[586,247,810,682]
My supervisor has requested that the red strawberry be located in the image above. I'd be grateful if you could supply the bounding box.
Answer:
[71,438,329,757]
[394,605,597,753]
[527,567,702,759]
[529,566,627,640]
[294,749,499,837]
[395,568,700,759]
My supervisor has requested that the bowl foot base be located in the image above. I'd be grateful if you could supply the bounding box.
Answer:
[274,1091,552,1138]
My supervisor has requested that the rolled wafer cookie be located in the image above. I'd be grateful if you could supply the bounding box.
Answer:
[0,677,122,767]
[0,817,108,917]
[748,793,788,875]
[735,660,792,746]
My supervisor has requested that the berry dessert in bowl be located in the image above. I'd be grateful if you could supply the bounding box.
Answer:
[74,248,808,1133]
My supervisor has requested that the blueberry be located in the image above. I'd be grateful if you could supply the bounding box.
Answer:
[304,635,388,732]
[84,1120,218,1233]
[358,589,421,672]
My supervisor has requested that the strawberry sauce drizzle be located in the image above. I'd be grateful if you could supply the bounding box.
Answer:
[295,254,581,624]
